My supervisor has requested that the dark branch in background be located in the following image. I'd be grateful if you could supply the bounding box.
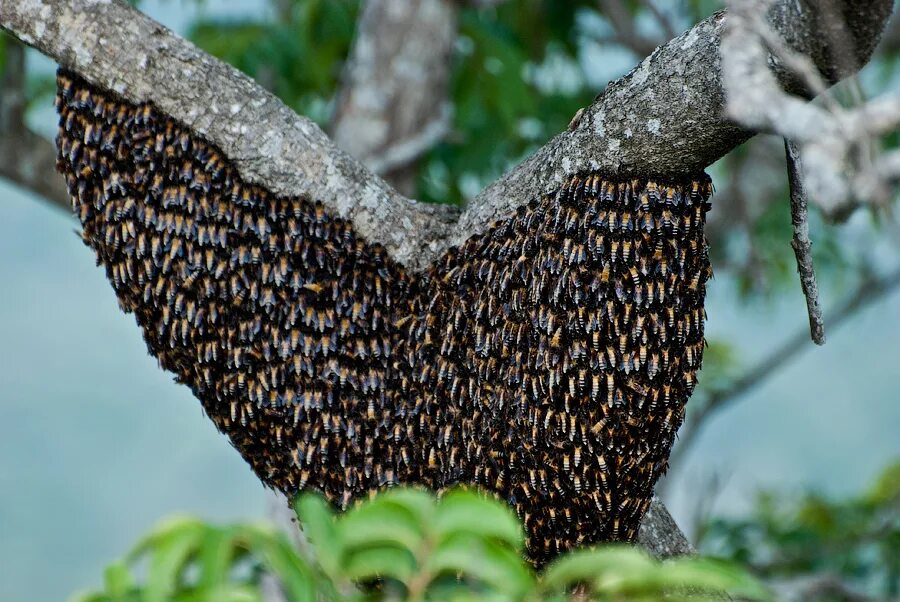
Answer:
[330,0,457,197]
[785,139,826,345]
[597,0,665,57]
[668,265,900,470]
[0,39,70,210]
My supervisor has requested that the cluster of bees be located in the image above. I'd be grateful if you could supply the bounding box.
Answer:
[56,70,712,565]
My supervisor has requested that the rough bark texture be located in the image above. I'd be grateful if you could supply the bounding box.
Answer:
[0,0,457,270]
[636,498,696,557]
[331,0,456,196]
[785,138,825,345]
[0,0,889,271]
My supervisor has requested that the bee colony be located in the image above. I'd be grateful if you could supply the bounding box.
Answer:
[56,69,712,564]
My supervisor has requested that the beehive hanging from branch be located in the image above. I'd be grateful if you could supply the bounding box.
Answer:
[55,70,711,565]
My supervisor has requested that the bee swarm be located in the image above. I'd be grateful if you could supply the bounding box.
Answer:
[56,70,712,565]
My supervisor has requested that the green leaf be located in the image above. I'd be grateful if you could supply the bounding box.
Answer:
[204,584,265,602]
[540,546,656,593]
[237,524,321,602]
[127,515,205,561]
[292,494,343,578]
[103,561,134,600]
[426,533,534,598]
[377,487,436,524]
[339,495,427,553]
[195,527,235,589]
[434,489,524,551]
[341,545,417,583]
[659,557,773,601]
[142,519,207,602]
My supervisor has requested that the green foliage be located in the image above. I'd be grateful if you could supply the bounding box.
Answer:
[188,0,360,124]
[73,487,770,601]
[700,460,900,599]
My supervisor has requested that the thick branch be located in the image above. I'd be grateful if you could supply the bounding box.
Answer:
[0,126,70,210]
[456,0,891,254]
[0,0,890,560]
[331,0,456,196]
[1,0,890,270]
[637,498,696,558]
[0,0,457,270]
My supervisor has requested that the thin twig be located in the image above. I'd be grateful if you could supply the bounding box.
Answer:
[668,265,900,470]
[785,139,826,345]
[642,0,677,40]
[597,0,665,57]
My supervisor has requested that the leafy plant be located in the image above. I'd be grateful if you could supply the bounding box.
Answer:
[73,487,770,601]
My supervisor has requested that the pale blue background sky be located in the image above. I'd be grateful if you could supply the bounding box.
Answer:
[1,1,898,600]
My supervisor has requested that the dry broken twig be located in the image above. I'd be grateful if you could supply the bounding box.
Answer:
[784,138,826,345]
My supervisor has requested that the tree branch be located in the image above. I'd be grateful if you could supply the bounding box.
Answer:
[456,0,892,255]
[0,0,891,562]
[0,0,457,271]
[636,498,696,558]
[785,138,826,345]
[0,0,890,269]
[597,0,665,58]
[331,0,457,196]
[722,0,900,215]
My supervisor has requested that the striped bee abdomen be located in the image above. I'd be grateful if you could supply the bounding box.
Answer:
[55,69,712,565]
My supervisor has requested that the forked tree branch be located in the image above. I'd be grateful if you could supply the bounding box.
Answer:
[0,0,892,560]
[1,0,890,269]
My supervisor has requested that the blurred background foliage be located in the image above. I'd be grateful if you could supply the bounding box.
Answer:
[1,0,899,601]
[702,460,900,601]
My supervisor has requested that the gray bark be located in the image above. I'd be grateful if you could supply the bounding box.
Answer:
[456,1,892,255]
[0,0,457,271]
[637,498,696,557]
